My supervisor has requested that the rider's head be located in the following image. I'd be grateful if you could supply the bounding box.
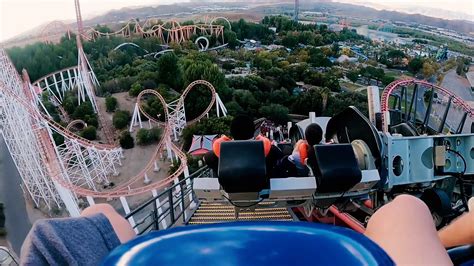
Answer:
[305,123,323,146]
[231,115,254,140]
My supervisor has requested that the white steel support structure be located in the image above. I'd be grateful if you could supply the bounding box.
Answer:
[215,93,227,118]
[168,98,187,141]
[0,49,124,216]
[33,65,99,114]
[76,36,100,113]
[0,50,62,211]
[367,86,381,125]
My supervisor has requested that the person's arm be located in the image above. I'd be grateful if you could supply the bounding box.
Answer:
[439,211,474,248]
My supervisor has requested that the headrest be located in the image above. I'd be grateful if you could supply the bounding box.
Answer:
[218,141,267,193]
[313,144,362,193]
[277,143,293,156]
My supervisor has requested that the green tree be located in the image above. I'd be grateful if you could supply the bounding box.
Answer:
[387,49,405,65]
[381,75,396,86]
[136,127,162,145]
[408,58,423,74]
[291,88,326,116]
[80,126,97,140]
[324,92,368,117]
[105,96,118,112]
[347,70,359,83]
[282,33,299,49]
[157,52,182,90]
[113,110,130,129]
[129,82,144,97]
[119,132,135,149]
[224,31,239,49]
[259,104,289,124]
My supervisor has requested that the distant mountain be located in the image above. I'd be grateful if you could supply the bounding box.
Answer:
[84,4,194,26]
[297,1,474,36]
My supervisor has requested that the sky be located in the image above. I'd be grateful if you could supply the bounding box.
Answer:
[0,0,473,42]
[0,0,181,41]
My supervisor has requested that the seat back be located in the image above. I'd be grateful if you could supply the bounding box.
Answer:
[313,144,362,193]
[218,141,267,193]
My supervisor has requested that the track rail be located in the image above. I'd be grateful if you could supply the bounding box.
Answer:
[84,19,225,45]
[380,79,474,132]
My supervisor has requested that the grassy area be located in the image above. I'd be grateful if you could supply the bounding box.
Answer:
[340,81,366,93]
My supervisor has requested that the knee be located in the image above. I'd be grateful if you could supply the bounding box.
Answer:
[392,194,429,210]
[81,203,117,217]
[367,195,430,229]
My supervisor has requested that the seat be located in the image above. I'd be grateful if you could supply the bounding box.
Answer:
[313,144,362,193]
[218,141,267,194]
[447,245,474,266]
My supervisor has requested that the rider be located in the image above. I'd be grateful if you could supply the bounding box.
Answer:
[276,123,323,178]
[303,123,324,175]
[204,115,283,177]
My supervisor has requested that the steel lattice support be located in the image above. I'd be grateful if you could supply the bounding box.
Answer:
[0,50,61,210]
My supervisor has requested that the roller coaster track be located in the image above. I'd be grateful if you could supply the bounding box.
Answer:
[180,80,217,125]
[381,79,474,133]
[32,65,115,144]
[84,19,225,45]
[2,69,188,198]
[40,20,73,44]
[0,49,196,203]
[134,80,218,131]
[66,119,87,131]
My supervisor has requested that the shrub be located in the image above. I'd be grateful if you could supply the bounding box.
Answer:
[80,126,97,140]
[129,82,144,97]
[105,96,118,112]
[113,110,130,129]
[136,127,162,145]
[119,132,135,149]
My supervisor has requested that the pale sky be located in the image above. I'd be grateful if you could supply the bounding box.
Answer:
[0,0,473,42]
[0,0,183,42]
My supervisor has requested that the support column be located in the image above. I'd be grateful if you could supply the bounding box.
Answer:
[309,112,316,123]
[152,189,168,229]
[86,196,95,206]
[287,122,292,139]
[144,173,151,184]
[129,103,143,132]
[173,178,183,214]
[166,140,173,160]
[53,181,81,217]
[120,196,138,234]
[184,166,195,207]
[367,86,381,125]
[153,161,160,172]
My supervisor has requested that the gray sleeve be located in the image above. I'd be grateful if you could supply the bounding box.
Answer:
[20,213,121,266]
